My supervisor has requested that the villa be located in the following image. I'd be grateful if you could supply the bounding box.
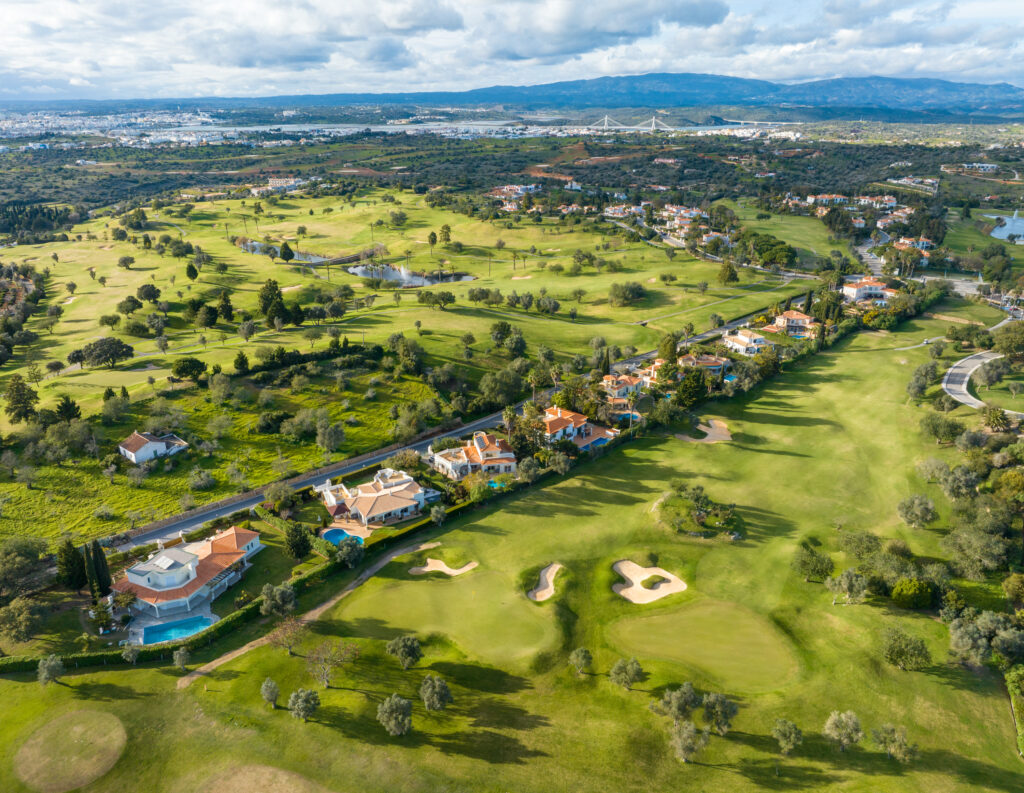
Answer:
[678,353,732,376]
[601,373,643,399]
[634,358,669,388]
[843,278,899,302]
[773,310,816,333]
[314,468,436,526]
[543,406,619,451]
[429,431,518,481]
[118,430,189,465]
[722,328,774,356]
[111,526,263,618]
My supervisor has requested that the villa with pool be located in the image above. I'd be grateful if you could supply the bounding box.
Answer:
[112,526,263,635]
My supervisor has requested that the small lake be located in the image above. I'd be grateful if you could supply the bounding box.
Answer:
[239,240,328,264]
[985,211,1024,243]
[347,263,474,286]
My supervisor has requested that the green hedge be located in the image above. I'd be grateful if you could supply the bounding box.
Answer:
[0,597,265,675]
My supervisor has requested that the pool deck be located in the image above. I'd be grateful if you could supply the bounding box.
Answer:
[324,519,376,540]
[127,603,218,646]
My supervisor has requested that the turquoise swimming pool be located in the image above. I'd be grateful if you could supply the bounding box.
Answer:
[142,615,213,645]
[323,528,364,545]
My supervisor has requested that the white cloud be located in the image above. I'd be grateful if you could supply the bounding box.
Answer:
[0,0,1019,98]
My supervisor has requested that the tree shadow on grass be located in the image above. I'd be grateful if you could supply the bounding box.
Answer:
[435,729,547,764]
[71,681,151,701]
[469,698,550,731]
[726,757,846,789]
[428,661,530,695]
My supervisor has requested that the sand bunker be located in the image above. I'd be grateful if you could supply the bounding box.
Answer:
[63,296,77,305]
[409,558,478,576]
[677,419,732,444]
[612,560,687,604]
[527,563,563,602]
[511,275,532,280]
[281,285,302,292]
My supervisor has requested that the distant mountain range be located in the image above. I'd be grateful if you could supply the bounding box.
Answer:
[5,73,1024,117]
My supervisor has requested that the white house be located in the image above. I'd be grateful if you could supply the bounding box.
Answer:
[112,526,263,618]
[118,431,189,465]
[601,373,643,399]
[314,468,435,526]
[429,432,518,481]
[843,278,899,302]
[722,328,774,357]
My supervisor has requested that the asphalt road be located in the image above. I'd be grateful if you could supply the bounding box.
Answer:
[118,397,544,550]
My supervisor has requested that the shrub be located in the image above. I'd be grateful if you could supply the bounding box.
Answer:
[92,504,116,520]
[187,467,216,491]
[891,578,934,609]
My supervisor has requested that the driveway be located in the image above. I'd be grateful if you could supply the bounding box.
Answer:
[941,350,1002,410]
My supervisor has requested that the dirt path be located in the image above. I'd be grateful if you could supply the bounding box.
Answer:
[176,540,440,690]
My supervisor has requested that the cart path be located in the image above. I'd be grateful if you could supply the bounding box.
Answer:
[176,540,440,690]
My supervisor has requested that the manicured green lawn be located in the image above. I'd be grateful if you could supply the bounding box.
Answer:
[0,302,1017,793]
[723,198,855,267]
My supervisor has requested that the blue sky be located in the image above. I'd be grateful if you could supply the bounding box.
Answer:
[0,0,1021,99]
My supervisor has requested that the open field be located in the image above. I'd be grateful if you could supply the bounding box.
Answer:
[723,198,856,267]
[1,302,1018,793]
[0,189,815,542]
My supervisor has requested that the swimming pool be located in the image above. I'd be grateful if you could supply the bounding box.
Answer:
[323,528,364,545]
[724,374,737,383]
[142,615,213,645]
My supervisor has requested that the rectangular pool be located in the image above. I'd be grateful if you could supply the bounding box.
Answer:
[142,615,214,645]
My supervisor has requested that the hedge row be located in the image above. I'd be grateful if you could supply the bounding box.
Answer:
[0,597,265,674]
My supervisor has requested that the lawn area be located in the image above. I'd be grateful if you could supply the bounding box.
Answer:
[0,188,815,543]
[926,296,1006,327]
[722,198,855,268]
[943,209,1024,270]
[0,301,1018,793]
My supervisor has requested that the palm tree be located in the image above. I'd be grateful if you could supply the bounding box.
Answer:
[626,392,638,431]
[502,406,517,434]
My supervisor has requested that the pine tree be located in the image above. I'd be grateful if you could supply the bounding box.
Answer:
[91,540,112,596]
[56,538,88,591]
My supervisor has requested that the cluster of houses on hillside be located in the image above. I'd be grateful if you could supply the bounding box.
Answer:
[488,184,540,212]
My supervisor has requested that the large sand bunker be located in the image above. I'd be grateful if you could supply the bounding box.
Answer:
[527,563,563,602]
[409,558,478,576]
[200,764,337,793]
[677,419,732,444]
[612,560,687,604]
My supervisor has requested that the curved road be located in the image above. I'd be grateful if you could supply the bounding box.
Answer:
[941,316,1022,415]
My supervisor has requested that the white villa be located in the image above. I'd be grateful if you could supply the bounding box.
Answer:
[314,468,435,526]
[112,526,263,617]
[677,353,731,376]
[118,430,189,465]
[722,328,774,356]
[843,278,899,302]
[429,432,518,481]
[543,406,619,451]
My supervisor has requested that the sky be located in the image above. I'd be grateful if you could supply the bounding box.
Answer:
[0,0,1022,99]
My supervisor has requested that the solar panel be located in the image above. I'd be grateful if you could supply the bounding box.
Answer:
[154,555,175,570]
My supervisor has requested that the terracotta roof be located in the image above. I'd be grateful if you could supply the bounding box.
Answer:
[544,406,588,434]
[779,310,812,321]
[112,526,257,605]
[118,431,160,454]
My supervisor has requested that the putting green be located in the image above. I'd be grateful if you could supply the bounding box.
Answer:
[335,566,558,666]
[607,599,799,693]
[14,709,127,793]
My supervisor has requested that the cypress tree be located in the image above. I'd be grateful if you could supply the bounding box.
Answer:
[802,291,813,314]
[56,538,88,591]
[83,542,100,603]
[91,540,112,597]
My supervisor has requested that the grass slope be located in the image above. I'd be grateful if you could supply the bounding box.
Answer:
[0,304,1018,793]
